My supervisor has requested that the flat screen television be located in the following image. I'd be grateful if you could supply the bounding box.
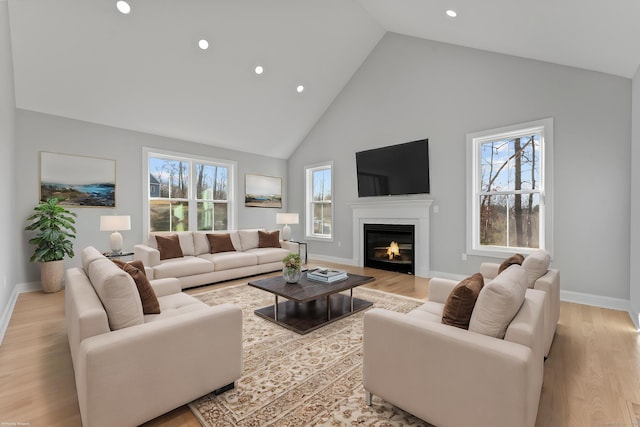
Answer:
[356,139,430,197]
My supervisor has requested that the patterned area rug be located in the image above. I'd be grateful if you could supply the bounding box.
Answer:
[189,284,433,426]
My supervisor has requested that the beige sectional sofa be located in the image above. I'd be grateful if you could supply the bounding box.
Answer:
[134,229,299,289]
[66,246,243,427]
[363,265,546,427]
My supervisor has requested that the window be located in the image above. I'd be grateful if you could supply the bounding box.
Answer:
[305,162,333,240]
[144,149,236,233]
[467,118,553,257]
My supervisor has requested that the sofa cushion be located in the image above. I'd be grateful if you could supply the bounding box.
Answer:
[410,301,444,319]
[81,246,105,273]
[238,229,263,251]
[200,251,257,271]
[87,258,144,330]
[112,260,160,315]
[153,256,214,279]
[498,253,525,274]
[193,232,210,255]
[521,249,551,288]
[258,230,281,248]
[245,247,290,264]
[143,293,208,322]
[156,234,184,260]
[207,233,237,253]
[441,273,484,330]
[469,265,528,339]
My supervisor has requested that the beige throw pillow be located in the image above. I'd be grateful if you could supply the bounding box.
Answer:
[521,249,551,288]
[469,265,528,339]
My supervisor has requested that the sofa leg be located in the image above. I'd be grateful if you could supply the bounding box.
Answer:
[214,382,235,395]
[365,390,372,406]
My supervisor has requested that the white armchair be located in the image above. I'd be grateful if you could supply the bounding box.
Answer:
[363,269,546,427]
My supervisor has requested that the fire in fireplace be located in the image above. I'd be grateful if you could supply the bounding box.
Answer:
[364,224,415,274]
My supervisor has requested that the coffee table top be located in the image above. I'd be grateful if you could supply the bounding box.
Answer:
[248,272,374,302]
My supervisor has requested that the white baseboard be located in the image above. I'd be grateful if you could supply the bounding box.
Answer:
[307,253,357,267]
[0,281,41,345]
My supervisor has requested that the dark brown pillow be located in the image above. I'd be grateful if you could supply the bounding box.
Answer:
[111,259,160,314]
[498,253,525,274]
[155,234,183,260]
[258,230,281,248]
[441,273,484,330]
[206,233,236,254]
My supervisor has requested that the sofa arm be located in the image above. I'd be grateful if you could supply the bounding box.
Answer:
[480,262,500,280]
[427,277,458,304]
[363,308,542,427]
[76,304,242,427]
[134,244,160,268]
[280,240,299,253]
[149,277,182,297]
[534,269,560,325]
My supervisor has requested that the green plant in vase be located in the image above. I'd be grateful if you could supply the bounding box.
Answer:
[25,197,77,293]
[282,253,302,283]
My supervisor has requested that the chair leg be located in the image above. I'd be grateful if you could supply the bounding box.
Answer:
[365,390,373,406]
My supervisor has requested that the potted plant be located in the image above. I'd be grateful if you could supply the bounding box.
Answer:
[25,197,77,293]
[282,253,302,283]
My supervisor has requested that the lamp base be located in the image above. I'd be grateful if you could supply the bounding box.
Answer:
[110,231,123,254]
[281,225,291,241]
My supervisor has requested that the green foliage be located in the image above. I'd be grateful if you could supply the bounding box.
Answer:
[24,198,77,262]
[283,253,301,270]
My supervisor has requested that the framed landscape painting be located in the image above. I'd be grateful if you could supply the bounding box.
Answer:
[245,174,282,208]
[40,152,116,207]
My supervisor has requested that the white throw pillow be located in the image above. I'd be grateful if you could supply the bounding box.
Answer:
[469,265,528,339]
[238,229,263,251]
[521,249,551,288]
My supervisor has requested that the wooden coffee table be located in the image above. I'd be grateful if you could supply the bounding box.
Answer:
[248,272,375,334]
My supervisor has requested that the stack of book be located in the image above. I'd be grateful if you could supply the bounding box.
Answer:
[306,267,348,283]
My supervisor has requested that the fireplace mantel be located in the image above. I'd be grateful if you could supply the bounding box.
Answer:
[349,198,433,278]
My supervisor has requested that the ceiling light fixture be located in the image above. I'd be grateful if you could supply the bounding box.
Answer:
[296,85,304,93]
[446,9,458,18]
[116,1,131,14]
[198,39,209,50]
[255,65,264,75]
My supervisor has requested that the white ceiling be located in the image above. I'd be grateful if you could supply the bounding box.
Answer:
[8,0,640,159]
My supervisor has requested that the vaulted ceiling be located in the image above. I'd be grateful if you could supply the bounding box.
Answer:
[8,0,640,159]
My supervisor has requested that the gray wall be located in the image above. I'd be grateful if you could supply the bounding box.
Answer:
[288,33,632,301]
[631,66,640,327]
[15,110,287,285]
[0,2,16,325]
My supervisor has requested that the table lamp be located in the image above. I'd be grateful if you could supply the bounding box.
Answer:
[100,215,131,254]
[276,213,299,241]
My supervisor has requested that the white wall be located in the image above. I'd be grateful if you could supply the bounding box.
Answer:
[0,1,17,333]
[631,65,640,329]
[289,33,632,302]
[15,110,288,285]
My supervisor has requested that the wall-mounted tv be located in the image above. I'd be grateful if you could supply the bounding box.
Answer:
[356,139,430,197]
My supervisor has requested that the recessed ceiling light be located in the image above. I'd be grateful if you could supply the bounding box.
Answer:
[446,9,457,18]
[116,1,131,14]
[198,39,209,50]
[255,65,264,75]
[296,85,304,93]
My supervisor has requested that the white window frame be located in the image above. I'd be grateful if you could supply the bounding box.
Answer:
[305,161,334,241]
[142,147,237,236]
[466,118,553,258]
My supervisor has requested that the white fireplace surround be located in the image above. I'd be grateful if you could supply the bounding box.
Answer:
[349,198,433,278]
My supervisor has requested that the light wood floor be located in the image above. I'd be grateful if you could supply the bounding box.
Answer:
[1,262,639,427]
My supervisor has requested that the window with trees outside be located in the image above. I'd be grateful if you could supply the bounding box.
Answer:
[145,150,236,233]
[305,162,333,240]
[467,118,553,257]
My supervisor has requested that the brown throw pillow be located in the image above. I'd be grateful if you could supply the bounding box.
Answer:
[258,230,281,248]
[155,234,184,260]
[441,273,484,330]
[206,233,236,254]
[111,259,160,314]
[498,253,525,274]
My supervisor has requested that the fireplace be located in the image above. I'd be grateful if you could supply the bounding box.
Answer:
[364,224,415,275]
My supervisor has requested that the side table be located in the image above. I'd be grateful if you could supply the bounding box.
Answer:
[291,241,307,265]
[103,251,134,259]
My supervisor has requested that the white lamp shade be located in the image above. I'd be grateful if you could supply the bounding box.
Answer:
[276,213,299,225]
[100,215,131,231]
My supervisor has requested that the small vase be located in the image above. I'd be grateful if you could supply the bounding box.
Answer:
[283,267,301,283]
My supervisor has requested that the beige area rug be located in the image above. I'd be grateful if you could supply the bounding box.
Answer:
[189,284,433,427]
